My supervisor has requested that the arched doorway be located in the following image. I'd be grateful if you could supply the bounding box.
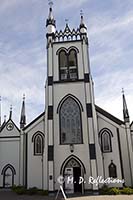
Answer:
[1,164,16,188]
[61,156,85,194]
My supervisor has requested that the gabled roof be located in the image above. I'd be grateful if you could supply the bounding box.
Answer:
[0,119,20,133]
[130,121,133,127]
[96,105,125,125]
[23,112,45,131]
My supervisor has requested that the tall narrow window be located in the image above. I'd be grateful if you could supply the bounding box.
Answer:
[59,49,78,81]
[68,50,78,79]
[59,50,68,80]
[109,161,117,178]
[100,130,112,153]
[33,133,44,155]
[60,97,82,144]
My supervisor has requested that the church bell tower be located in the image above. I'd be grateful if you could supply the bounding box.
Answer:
[45,3,103,193]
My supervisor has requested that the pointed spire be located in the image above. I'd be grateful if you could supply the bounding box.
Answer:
[46,0,56,27]
[79,10,87,32]
[0,96,1,127]
[9,105,12,120]
[20,94,26,129]
[122,88,130,123]
[64,19,71,33]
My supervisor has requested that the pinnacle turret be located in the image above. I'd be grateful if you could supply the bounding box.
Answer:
[20,94,26,129]
[122,88,130,123]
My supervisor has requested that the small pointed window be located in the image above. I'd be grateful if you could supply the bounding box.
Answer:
[100,129,112,153]
[33,134,44,156]
[109,161,117,178]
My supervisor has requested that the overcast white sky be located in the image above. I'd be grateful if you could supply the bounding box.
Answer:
[0,0,133,126]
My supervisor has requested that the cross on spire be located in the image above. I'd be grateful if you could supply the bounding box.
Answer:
[80,10,84,17]
[48,0,53,9]
[65,19,68,24]
[122,88,124,94]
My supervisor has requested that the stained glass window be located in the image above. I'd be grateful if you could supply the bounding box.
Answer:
[60,97,82,144]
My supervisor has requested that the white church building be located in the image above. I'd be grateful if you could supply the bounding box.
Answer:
[0,5,133,194]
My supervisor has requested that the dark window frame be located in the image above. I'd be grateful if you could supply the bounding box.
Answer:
[59,96,83,145]
[99,128,113,153]
[59,49,78,81]
[32,132,44,156]
[109,162,117,178]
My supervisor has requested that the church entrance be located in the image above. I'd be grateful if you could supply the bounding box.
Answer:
[62,158,83,194]
[73,167,82,193]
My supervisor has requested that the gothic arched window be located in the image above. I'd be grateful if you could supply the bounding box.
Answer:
[99,129,112,153]
[59,50,67,80]
[68,50,78,79]
[59,49,78,81]
[109,161,117,178]
[102,132,111,152]
[59,97,82,144]
[32,132,44,156]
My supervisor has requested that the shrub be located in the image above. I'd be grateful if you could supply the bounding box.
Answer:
[38,189,48,196]
[121,187,133,195]
[108,187,121,195]
[99,185,110,195]
[27,187,38,195]
[12,186,26,195]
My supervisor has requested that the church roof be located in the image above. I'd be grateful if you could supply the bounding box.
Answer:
[130,121,133,127]
[23,112,45,131]
[96,105,125,125]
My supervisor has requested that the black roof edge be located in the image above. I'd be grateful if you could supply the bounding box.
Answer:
[95,105,125,125]
[23,112,45,131]
[130,121,133,127]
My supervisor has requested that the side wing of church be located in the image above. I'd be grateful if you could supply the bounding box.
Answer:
[0,5,133,194]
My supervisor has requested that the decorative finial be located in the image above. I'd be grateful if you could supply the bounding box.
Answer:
[23,94,25,101]
[10,104,12,111]
[65,19,69,25]
[48,0,53,9]
[80,10,84,17]
[122,88,124,94]
[79,9,87,33]
[4,115,6,122]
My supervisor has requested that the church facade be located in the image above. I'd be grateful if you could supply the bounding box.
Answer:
[0,5,133,194]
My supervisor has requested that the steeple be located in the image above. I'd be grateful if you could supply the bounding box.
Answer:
[9,105,12,120]
[46,1,56,35]
[122,88,130,123]
[79,10,87,34]
[0,96,1,127]
[20,94,26,129]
